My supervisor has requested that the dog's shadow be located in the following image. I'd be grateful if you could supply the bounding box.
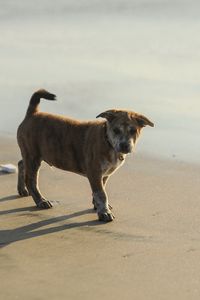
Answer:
[0,195,101,247]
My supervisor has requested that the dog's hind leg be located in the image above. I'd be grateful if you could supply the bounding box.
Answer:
[17,160,29,197]
[24,158,53,209]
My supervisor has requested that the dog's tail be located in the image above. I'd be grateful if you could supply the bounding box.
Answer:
[26,89,56,117]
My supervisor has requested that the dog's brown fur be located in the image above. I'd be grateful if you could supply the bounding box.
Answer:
[17,89,154,222]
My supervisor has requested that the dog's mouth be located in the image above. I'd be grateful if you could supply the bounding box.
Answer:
[120,149,132,154]
[120,149,131,154]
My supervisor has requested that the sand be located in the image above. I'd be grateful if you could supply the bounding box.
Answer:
[1,136,200,300]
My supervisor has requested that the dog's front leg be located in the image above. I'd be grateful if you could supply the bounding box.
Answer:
[88,176,115,222]
[92,176,112,210]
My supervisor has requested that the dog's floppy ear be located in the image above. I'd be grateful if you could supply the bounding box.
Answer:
[134,114,154,128]
[96,110,118,122]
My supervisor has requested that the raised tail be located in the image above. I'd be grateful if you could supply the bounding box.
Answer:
[26,89,56,117]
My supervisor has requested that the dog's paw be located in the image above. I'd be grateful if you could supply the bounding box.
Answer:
[37,200,53,209]
[98,211,115,222]
[18,187,29,197]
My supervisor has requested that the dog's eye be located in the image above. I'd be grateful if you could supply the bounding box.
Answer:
[129,128,136,135]
[113,127,121,135]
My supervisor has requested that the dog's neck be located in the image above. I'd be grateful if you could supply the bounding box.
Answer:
[104,124,125,162]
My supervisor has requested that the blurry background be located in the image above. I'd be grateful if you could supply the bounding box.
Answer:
[0,0,200,163]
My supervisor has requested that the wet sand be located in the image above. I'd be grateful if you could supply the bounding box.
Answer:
[1,136,200,300]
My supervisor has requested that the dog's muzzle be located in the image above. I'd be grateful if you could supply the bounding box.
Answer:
[119,142,132,154]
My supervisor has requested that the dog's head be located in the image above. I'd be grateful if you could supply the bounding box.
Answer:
[97,109,154,154]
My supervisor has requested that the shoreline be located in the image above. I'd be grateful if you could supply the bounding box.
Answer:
[1,133,200,169]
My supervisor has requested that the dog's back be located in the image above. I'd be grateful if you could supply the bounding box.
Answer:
[17,90,105,175]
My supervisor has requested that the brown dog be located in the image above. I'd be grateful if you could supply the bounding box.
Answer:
[17,89,154,222]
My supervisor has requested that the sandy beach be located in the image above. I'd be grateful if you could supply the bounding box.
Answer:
[1,0,200,299]
[1,136,200,300]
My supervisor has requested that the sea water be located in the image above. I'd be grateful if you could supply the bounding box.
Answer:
[0,0,200,163]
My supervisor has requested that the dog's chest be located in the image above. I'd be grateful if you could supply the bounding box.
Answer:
[101,153,125,176]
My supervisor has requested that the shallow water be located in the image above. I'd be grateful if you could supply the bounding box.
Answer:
[0,0,200,163]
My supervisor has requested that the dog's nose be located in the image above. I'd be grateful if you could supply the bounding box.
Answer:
[119,142,130,153]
